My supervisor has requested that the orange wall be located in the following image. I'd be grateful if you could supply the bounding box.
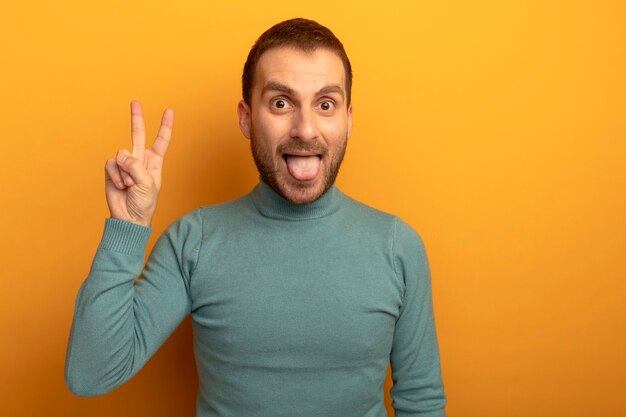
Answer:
[1,1,625,416]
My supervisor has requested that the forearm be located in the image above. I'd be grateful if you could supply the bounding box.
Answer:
[65,219,153,395]
[65,217,194,396]
[391,303,446,417]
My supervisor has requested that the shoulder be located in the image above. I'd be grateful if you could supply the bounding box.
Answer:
[340,192,428,261]
[339,193,424,244]
[164,192,256,239]
[154,194,255,266]
[339,192,396,227]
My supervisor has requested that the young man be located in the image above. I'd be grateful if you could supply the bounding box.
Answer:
[66,18,446,416]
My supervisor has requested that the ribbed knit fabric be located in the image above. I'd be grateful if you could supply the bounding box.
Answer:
[66,181,446,416]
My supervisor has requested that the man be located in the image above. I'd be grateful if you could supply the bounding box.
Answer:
[65,18,446,416]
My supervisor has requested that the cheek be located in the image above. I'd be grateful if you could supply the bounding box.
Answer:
[254,112,291,143]
[319,116,349,140]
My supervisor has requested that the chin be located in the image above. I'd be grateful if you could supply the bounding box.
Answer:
[277,178,329,205]
[250,138,345,205]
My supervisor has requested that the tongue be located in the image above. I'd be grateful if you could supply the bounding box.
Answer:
[285,155,320,181]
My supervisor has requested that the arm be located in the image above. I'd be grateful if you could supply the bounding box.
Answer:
[65,101,194,396]
[64,214,200,396]
[390,219,447,416]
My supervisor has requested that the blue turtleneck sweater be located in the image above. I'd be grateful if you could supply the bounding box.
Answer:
[65,182,446,416]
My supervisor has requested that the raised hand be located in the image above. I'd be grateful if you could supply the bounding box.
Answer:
[104,101,174,227]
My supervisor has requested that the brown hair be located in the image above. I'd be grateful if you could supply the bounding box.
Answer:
[242,18,353,107]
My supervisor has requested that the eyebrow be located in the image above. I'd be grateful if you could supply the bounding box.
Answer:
[317,85,345,99]
[262,81,295,97]
[261,81,345,100]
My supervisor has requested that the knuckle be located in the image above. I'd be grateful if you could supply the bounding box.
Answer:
[105,158,118,171]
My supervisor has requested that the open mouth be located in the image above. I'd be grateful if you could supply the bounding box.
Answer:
[282,153,322,181]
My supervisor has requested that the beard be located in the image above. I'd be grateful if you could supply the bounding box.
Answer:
[250,128,347,205]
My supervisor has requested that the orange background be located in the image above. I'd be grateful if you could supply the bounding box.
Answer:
[1,1,625,416]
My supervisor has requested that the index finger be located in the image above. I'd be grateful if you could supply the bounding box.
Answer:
[130,100,146,161]
[151,108,174,157]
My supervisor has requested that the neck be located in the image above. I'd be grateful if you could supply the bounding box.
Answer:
[250,180,342,221]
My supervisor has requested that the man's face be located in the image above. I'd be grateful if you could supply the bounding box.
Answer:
[238,47,353,205]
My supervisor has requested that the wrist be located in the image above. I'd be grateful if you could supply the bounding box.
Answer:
[108,207,154,228]
[100,218,152,255]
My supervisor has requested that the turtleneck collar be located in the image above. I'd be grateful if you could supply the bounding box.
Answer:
[250,180,343,221]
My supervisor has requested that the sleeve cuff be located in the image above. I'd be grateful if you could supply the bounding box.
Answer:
[98,218,152,255]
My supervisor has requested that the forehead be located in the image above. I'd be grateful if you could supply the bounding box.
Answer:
[253,47,346,96]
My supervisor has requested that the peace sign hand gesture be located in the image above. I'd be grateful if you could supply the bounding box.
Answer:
[104,101,174,227]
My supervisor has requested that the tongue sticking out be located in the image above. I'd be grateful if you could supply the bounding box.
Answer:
[285,155,321,181]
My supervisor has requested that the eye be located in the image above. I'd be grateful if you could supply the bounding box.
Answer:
[319,100,335,111]
[271,98,291,110]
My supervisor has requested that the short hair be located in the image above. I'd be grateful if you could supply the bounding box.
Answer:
[242,18,353,107]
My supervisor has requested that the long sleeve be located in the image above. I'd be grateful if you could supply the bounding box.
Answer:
[390,219,446,416]
[65,212,201,396]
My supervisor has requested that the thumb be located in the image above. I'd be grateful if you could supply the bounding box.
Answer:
[116,152,152,187]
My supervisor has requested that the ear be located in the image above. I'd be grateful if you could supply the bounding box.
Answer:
[237,100,251,139]
[347,104,353,139]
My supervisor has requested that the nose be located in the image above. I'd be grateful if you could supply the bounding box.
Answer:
[290,107,318,141]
